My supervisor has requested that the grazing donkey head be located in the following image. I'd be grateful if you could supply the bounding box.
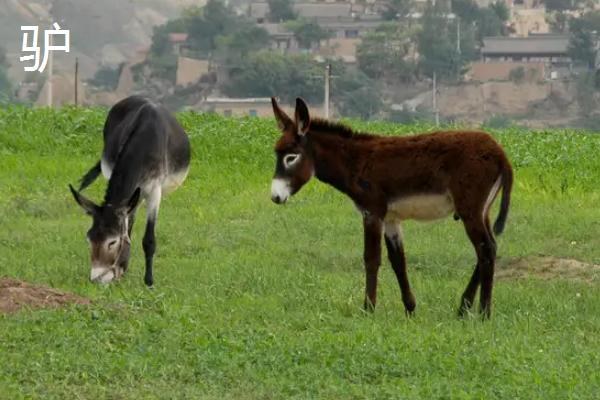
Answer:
[69,185,140,283]
[270,97,315,204]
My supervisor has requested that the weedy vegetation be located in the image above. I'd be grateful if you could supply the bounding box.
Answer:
[0,106,599,399]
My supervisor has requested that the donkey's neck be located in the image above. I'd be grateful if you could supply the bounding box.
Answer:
[103,161,143,206]
[308,132,362,197]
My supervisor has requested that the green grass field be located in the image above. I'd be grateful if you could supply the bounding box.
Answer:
[1,106,599,399]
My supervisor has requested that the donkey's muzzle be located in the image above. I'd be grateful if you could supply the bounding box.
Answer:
[271,195,287,204]
[90,266,116,284]
[271,178,291,204]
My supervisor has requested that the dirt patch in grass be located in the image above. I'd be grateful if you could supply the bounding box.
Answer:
[0,277,91,314]
[496,256,600,283]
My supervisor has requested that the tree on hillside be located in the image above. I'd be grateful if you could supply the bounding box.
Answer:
[452,0,508,40]
[568,11,600,69]
[569,28,596,68]
[380,0,413,21]
[146,17,189,81]
[546,0,585,33]
[284,19,331,49]
[150,18,188,57]
[216,23,270,61]
[145,0,273,83]
[477,7,506,39]
[356,22,418,83]
[186,0,238,54]
[490,1,509,22]
[576,72,597,117]
[88,64,123,90]
[221,52,322,103]
[418,3,477,81]
[267,0,296,22]
[332,65,383,119]
[451,0,480,23]
[549,12,569,33]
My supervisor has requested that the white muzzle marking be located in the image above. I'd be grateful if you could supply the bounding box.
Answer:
[271,178,291,203]
[90,266,115,284]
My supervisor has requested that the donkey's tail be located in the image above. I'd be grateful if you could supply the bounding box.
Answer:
[493,160,513,236]
[78,161,101,191]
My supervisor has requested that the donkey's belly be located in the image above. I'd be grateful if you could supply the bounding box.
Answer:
[161,167,189,194]
[386,192,454,222]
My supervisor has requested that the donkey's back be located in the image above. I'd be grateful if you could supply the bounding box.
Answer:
[101,96,190,190]
[78,96,190,193]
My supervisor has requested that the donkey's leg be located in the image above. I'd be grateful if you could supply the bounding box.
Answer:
[460,217,496,318]
[120,210,137,274]
[384,221,416,315]
[458,264,480,317]
[363,215,382,312]
[128,209,137,238]
[142,186,162,287]
[479,216,497,318]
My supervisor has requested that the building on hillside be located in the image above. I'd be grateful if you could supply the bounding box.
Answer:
[249,2,355,23]
[197,97,328,118]
[199,97,274,117]
[254,2,386,58]
[482,35,569,63]
[469,61,545,82]
[471,0,550,37]
[481,34,572,79]
[169,33,189,56]
[318,38,360,63]
[508,0,543,9]
[261,23,300,53]
[412,0,452,12]
[320,17,385,39]
[176,57,211,87]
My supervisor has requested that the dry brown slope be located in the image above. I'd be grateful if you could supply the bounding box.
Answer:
[1,0,203,80]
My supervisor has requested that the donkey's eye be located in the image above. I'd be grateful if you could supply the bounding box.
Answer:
[283,153,301,169]
[107,239,118,249]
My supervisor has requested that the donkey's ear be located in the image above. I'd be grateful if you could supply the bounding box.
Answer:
[69,184,98,216]
[271,97,293,131]
[295,97,310,137]
[126,187,141,214]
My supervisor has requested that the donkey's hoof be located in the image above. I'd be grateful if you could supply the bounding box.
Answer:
[403,294,416,314]
[457,298,474,318]
[363,301,376,313]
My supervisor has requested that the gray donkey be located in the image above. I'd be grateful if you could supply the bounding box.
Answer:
[69,96,190,286]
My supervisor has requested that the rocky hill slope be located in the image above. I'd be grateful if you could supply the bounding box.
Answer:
[1,0,202,81]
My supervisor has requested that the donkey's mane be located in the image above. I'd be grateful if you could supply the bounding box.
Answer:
[309,118,373,140]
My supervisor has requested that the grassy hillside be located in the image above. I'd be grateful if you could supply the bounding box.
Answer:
[0,106,599,399]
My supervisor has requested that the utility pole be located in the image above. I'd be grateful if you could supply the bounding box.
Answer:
[456,17,461,82]
[74,57,79,106]
[456,18,461,54]
[47,32,53,107]
[324,63,331,118]
[432,71,439,126]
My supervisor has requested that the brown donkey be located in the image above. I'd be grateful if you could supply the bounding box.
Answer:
[270,98,513,318]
